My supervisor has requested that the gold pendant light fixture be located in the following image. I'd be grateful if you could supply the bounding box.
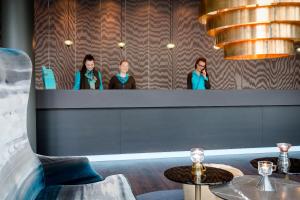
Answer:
[199,0,300,60]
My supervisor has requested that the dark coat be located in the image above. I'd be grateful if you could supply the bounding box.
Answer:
[109,75,136,89]
[80,69,101,89]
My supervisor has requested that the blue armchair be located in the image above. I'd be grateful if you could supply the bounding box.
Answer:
[0,48,136,200]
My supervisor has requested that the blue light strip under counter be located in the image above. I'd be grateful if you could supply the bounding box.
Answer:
[87,146,300,162]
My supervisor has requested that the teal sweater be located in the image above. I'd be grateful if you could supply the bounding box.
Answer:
[191,70,208,90]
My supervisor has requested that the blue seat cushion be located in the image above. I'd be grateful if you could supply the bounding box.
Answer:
[38,155,103,186]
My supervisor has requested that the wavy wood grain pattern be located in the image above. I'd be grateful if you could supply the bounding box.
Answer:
[34,0,49,89]
[101,0,122,89]
[295,54,300,89]
[125,0,149,89]
[148,0,172,89]
[51,0,75,89]
[35,0,76,89]
[173,0,237,89]
[34,0,300,90]
[75,0,102,85]
[240,57,299,89]
[263,57,297,89]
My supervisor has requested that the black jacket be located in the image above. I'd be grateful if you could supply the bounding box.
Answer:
[80,69,101,90]
[109,75,136,89]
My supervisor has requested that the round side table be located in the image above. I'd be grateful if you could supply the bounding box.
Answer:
[183,163,244,200]
[164,165,233,200]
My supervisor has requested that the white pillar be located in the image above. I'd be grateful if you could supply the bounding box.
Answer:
[1,0,36,152]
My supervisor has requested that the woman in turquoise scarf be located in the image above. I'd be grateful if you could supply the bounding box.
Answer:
[187,57,211,90]
[109,60,136,89]
[73,54,103,90]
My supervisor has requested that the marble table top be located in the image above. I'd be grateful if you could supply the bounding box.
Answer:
[210,175,300,200]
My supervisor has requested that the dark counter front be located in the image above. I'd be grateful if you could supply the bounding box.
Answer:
[36,90,300,156]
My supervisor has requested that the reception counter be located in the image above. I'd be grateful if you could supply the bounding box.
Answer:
[36,90,300,156]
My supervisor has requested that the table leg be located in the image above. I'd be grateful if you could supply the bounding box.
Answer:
[284,174,289,181]
[195,185,201,200]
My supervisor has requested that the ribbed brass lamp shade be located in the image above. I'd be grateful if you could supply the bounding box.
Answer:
[199,0,300,60]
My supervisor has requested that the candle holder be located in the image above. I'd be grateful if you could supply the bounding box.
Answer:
[256,161,276,192]
[190,148,206,184]
[277,143,292,174]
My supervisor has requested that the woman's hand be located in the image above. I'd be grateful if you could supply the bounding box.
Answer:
[201,69,207,78]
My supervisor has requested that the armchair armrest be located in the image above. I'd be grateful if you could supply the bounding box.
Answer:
[36,174,136,200]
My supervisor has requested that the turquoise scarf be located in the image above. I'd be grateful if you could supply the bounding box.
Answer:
[85,70,96,89]
[116,73,129,84]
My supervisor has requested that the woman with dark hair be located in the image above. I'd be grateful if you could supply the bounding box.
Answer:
[187,57,211,90]
[73,54,103,90]
[109,60,136,89]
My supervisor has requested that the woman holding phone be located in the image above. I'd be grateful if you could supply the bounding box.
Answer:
[187,57,211,90]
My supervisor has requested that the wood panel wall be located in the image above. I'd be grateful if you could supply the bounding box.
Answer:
[34,0,300,90]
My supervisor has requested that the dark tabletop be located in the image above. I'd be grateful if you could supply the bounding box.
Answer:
[250,157,300,174]
[164,166,233,186]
